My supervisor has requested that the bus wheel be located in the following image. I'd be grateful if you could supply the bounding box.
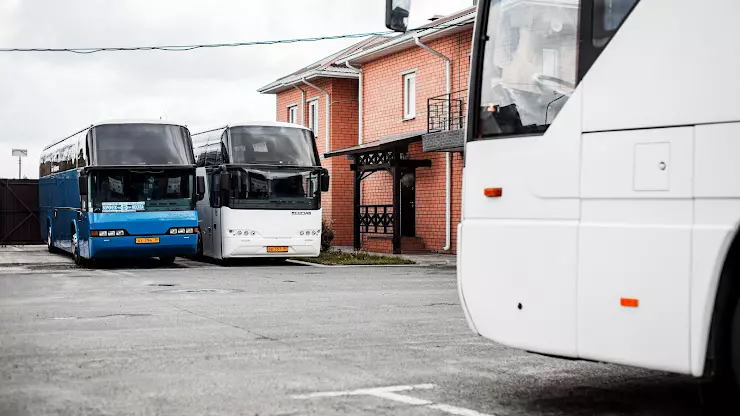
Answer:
[159,256,176,266]
[72,229,85,267]
[47,225,55,253]
[731,296,740,392]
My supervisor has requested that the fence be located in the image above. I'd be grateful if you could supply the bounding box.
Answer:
[0,179,42,245]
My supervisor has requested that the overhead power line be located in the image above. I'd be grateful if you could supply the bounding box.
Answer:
[0,22,472,54]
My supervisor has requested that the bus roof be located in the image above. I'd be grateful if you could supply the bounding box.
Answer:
[93,119,187,128]
[191,121,309,136]
[43,120,189,151]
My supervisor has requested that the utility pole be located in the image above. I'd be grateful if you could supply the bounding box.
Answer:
[11,149,27,179]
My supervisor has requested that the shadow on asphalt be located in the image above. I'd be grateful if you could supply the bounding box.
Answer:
[498,374,740,416]
[83,256,302,270]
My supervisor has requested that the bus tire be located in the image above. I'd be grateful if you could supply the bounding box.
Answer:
[731,295,740,392]
[72,227,86,267]
[47,224,56,253]
[159,256,176,266]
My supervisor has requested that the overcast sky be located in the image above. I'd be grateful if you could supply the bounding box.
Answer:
[0,0,472,179]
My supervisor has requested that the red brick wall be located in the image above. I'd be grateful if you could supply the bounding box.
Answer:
[359,30,472,254]
[271,29,472,254]
[275,78,358,247]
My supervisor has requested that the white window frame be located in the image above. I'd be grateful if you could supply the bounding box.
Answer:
[402,71,417,120]
[308,99,319,137]
[288,105,298,124]
[542,49,559,77]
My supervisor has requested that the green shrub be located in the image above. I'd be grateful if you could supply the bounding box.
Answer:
[321,219,335,252]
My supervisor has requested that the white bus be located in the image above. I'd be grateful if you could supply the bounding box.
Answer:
[388,0,740,387]
[192,122,329,260]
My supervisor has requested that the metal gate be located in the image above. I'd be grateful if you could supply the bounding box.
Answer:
[0,179,42,245]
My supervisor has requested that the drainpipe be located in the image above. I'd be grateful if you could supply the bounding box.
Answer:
[301,78,330,154]
[345,61,363,145]
[414,36,452,252]
[291,85,306,126]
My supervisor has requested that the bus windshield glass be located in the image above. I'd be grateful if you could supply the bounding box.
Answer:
[93,124,193,165]
[476,0,579,139]
[225,166,320,210]
[228,126,318,166]
[90,169,194,213]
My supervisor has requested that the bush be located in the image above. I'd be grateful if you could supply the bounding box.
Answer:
[321,219,335,253]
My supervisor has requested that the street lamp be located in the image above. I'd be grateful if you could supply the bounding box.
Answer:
[11,149,27,180]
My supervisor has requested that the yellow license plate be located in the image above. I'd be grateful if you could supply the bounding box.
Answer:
[135,237,160,244]
[267,246,289,253]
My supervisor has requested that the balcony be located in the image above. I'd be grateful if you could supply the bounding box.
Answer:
[422,90,467,153]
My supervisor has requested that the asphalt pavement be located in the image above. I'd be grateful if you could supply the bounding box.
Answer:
[0,249,735,415]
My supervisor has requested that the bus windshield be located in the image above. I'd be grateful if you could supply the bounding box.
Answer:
[228,126,319,166]
[90,169,194,213]
[476,0,579,139]
[225,166,320,210]
[93,124,193,166]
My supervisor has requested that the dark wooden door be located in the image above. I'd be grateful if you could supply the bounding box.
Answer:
[399,171,415,237]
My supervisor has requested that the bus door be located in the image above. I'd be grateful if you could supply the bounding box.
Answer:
[202,168,224,259]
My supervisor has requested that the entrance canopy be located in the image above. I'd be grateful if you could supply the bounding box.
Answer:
[325,130,431,253]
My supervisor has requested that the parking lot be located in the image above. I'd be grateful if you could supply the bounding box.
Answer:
[0,247,734,415]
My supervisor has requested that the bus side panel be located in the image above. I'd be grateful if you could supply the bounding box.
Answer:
[691,122,740,376]
[577,127,694,374]
[50,169,81,254]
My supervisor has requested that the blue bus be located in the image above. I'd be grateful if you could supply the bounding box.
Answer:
[39,120,205,266]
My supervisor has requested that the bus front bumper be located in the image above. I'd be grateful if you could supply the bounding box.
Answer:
[88,234,198,259]
[222,236,320,258]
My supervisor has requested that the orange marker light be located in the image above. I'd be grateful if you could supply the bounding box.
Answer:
[193,227,199,234]
[484,187,503,198]
[621,298,639,308]
[91,230,99,236]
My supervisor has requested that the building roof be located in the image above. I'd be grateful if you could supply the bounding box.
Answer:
[257,35,390,94]
[343,6,476,65]
[325,130,426,158]
[258,6,476,95]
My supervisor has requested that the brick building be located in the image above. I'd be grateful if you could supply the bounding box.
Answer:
[258,7,474,254]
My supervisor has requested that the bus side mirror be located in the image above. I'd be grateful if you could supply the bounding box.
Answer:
[321,169,330,192]
[78,175,88,196]
[386,0,411,32]
[196,176,205,200]
[219,172,231,192]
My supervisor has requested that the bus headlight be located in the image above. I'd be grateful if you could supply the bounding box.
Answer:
[168,227,198,235]
[227,229,256,236]
[92,229,127,237]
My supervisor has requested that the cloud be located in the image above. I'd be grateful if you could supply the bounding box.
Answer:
[0,0,472,179]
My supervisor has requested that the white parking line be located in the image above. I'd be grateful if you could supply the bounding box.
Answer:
[293,383,494,416]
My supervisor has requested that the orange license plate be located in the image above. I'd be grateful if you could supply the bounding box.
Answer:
[135,237,160,244]
[267,246,289,253]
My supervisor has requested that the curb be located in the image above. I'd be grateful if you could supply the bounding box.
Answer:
[286,259,454,268]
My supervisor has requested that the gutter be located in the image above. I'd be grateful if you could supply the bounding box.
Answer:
[345,62,363,145]
[414,36,452,252]
[301,78,330,154]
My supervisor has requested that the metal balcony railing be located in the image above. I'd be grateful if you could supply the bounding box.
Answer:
[427,90,467,133]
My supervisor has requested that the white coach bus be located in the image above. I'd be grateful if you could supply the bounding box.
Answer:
[192,122,329,260]
[387,0,740,388]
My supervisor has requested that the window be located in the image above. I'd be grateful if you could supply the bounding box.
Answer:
[542,49,558,77]
[308,100,319,137]
[288,106,298,124]
[593,0,639,47]
[403,72,416,119]
[474,0,578,140]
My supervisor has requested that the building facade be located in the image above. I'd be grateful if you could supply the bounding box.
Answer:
[259,8,474,254]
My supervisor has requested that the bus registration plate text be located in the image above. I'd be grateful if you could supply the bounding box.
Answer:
[267,246,288,253]
[135,237,160,244]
